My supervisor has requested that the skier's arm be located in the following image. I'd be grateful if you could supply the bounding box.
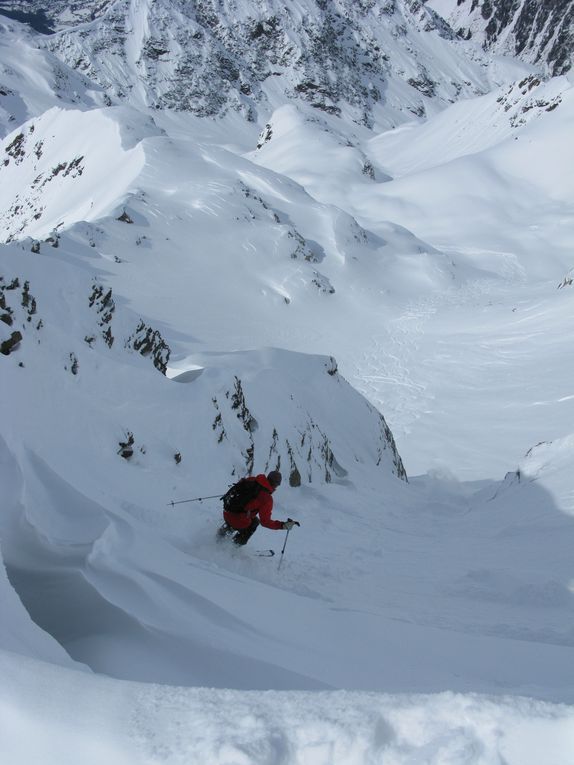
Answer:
[257,494,284,530]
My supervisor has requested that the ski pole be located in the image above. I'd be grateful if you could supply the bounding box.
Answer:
[278,528,291,570]
[167,493,222,507]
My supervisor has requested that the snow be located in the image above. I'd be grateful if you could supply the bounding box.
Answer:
[2,650,574,765]
[250,76,574,477]
[1,4,574,762]
[0,106,157,240]
[0,18,103,137]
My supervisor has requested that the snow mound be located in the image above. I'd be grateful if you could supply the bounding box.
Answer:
[175,346,407,485]
[251,104,391,186]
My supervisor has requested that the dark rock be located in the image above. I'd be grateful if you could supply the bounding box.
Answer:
[289,467,302,487]
[126,319,170,374]
[231,376,258,433]
[118,432,135,459]
[1,330,22,355]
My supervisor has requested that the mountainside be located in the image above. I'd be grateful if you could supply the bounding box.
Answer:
[0,16,105,137]
[1,0,530,130]
[1,1,574,762]
[427,0,574,75]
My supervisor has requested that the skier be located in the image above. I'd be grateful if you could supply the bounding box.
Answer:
[217,470,299,546]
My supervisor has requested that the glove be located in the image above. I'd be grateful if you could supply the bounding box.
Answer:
[283,518,300,530]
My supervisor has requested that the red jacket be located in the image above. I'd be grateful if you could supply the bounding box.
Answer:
[223,474,283,530]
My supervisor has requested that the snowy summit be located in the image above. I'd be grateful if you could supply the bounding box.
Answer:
[1,1,574,763]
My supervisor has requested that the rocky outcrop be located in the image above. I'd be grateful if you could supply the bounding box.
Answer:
[87,280,171,374]
[0,274,41,355]
[208,349,407,484]
[125,320,171,375]
[0,328,22,355]
[495,74,564,127]
[88,281,115,348]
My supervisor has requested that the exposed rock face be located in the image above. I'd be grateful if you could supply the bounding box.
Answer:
[0,328,22,354]
[429,0,574,76]
[125,320,171,375]
[0,274,41,354]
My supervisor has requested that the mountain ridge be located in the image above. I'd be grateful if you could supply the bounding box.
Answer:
[1,0,531,130]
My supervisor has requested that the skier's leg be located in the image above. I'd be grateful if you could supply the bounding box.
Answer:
[233,518,260,546]
[217,522,235,540]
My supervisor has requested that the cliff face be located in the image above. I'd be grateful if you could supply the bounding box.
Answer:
[428,0,574,76]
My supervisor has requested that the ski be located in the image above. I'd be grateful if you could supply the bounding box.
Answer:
[254,549,275,557]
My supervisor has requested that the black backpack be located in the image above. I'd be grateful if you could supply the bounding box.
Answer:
[221,478,263,514]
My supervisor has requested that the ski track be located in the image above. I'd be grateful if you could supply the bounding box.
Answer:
[347,278,493,439]
[351,295,439,435]
[345,263,556,478]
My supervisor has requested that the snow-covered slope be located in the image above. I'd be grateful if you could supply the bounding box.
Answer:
[1,1,574,761]
[249,73,574,478]
[1,228,573,698]
[0,17,105,137]
[0,101,461,372]
[255,73,574,278]
[357,76,574,277]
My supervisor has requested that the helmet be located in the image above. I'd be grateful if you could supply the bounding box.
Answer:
[267,470,282,488]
